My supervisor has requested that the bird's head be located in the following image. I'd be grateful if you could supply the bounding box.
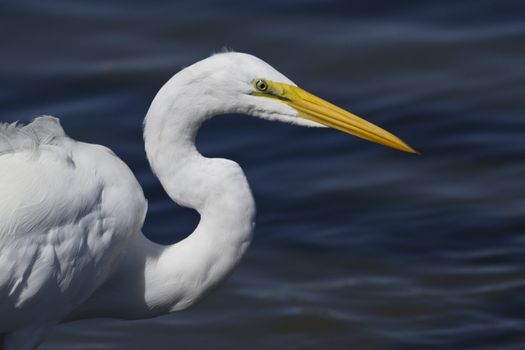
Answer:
[171,51,417,154]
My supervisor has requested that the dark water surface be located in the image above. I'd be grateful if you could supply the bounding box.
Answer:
[2,1,525,349]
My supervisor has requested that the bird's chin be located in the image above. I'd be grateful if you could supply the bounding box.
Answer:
[261,113,327,128]
[289,116,328,128]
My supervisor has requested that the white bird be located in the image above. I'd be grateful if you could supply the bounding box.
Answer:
[0,52,416,350]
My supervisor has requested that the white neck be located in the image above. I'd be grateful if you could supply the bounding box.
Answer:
[70,74,255,320]
[142,79,256,311]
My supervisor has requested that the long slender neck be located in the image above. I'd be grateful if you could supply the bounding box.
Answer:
[142,88,256,312]
[71,77,255,320]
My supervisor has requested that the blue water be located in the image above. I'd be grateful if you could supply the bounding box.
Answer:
[2,1,525,349]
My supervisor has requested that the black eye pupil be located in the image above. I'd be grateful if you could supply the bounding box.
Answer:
[257,80,267,91]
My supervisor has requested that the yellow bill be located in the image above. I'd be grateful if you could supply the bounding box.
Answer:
[254,80,418,154]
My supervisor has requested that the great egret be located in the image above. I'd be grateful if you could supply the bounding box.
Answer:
[0,52,416,350]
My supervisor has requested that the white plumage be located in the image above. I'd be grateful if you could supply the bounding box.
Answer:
[0,116,147,349]
[0,52,414,349]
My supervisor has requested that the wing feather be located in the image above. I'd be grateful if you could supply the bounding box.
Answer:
[0,116,65,156]
[0,117,147,332]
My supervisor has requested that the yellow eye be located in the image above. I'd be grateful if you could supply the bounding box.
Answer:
[255,79,268,92]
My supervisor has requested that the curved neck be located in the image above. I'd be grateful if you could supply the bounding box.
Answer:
[142,79,256,311]
[71,78,256,320]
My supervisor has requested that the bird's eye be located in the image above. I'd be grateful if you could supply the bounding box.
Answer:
[255,79,268,92]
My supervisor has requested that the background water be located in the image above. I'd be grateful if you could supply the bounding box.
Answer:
[2,1,525,349]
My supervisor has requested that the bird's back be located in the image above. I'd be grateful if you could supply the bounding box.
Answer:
[0,117,147,335]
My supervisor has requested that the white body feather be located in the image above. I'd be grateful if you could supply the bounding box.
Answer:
[0,117,147,348]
